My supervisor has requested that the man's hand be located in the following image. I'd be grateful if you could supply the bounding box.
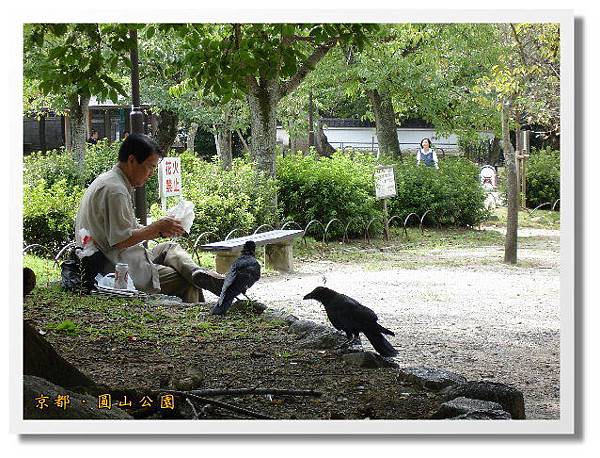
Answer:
[153,217,185,238]
[113,217,185,250]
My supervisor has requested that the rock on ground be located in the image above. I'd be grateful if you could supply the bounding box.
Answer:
[342,351,399,369]
[441,380,526,419]
[398,367,467,390]
[431,396,511,420]
[23,375,132,419]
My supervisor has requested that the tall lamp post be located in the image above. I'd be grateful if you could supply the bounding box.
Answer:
[129,28,147,226]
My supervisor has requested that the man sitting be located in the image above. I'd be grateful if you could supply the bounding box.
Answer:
[75,133,224,302]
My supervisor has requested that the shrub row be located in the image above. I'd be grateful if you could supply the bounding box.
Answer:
[276,151,381,238]
[23,146,492,249]
[526,147,560,208]
[23,179,84,252]
[388,158,488,227]
[151,151,278,241]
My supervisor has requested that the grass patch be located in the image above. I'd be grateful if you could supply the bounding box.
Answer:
[486,208,560,229]
[47,319,80,335]
[24,285,288,346]
[295,228,505,265]
[23,253,61,287]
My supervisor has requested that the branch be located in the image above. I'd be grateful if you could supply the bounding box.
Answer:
[230,24,260,93]
[161,390,273,419]
[281,35,316,46]
[185,397,200,419]
[510,24,529,69]
[236,129,251,153]
[280,38,338,98]
[188,388,322,397]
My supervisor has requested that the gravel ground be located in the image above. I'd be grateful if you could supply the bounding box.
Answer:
[250,229,561,419]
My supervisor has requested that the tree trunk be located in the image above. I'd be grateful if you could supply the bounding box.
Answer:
[236,129,251,155]
[308,91,315,147]
[290,134,310,155]
[314,120,335,157]
[23,320,95,388]
[214,128,233,170]
[38,113,47,153]
[488,137,501,165]
[103,109,112,144]
[155,109,178,154]
[502,100,518,264]
[367,88,401,158]
[69,95,89,175]
[247,79,280,177]
[187,122,199,152]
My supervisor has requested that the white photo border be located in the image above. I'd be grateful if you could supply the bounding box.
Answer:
[10,9,574,435]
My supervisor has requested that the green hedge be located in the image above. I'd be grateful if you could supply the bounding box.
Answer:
[151,151,278,241]
[388,157,488,227]
[277,151,382,239]
[23,179,84,251]
[526,147,560,208]
[277,152,488,237]
[23,141,159,209]
[23,146,489,250]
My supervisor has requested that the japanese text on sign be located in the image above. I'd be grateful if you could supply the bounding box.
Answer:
[374,166,397,200]
[159,157,182,198]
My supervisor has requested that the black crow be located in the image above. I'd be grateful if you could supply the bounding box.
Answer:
[303,286,398,357]
[211,241,261,316]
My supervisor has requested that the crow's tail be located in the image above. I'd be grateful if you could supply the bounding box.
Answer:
[376,323,395,336]
[363,329,398,357]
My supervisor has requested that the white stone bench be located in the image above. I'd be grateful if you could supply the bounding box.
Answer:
[199,229,304,274]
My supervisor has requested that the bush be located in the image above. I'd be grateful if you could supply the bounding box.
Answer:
[23,179,84,251]
[151,151,278,240]
[389,157,488,227]
[277,151,382,239]
[24,140,160,209]
[526,147,560,208]
[23,144,489,251]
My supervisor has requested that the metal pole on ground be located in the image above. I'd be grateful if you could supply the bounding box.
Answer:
[383,198,390,241]
[521,130,530,208]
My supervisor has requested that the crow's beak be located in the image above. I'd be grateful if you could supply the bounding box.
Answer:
[303,292,313,300]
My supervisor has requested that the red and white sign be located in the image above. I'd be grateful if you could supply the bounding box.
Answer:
[479,165,497,191]
[159,157,182,198]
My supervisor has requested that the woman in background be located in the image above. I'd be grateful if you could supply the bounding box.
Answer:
[416,137,439,169]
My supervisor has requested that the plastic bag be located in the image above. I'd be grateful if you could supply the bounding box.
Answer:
[166,199,195,234]
[76,228,98,258]
[95,273,137,291]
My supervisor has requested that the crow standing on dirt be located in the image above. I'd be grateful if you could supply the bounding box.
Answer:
[303,286,398,357]
[211,241,261,316]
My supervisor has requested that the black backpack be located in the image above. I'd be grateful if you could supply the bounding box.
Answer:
[60,248,108,294]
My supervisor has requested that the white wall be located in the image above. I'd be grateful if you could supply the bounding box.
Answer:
[276,126,494,152]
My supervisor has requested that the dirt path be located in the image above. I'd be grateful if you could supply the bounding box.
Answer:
[251,229,561,419]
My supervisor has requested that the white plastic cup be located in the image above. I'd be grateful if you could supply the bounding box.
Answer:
[114,263,129,289]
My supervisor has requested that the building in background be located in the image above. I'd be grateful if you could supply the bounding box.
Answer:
[23,97,154,154]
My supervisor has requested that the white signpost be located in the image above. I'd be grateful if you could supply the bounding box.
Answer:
[375,166,397,199]
[480,165,497,191]
[374,166,397,240]
[158,157,182,211]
